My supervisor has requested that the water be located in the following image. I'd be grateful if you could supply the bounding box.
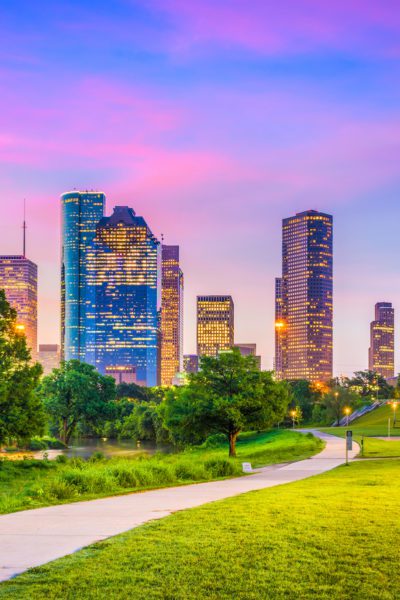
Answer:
[33,438,164,460]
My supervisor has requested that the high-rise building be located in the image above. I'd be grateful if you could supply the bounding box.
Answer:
[274,210,333,382]
[0,255,38,359]
[234,343,262,369]
[87,206,160,387]
[197,295,234,357]
[38,344,60,375]
[160,245,184,386]
[183,354,199,374]
[61,190,105,362]
[369,302,394,379]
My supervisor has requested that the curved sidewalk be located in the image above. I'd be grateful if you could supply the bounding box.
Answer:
[0,430,357,582]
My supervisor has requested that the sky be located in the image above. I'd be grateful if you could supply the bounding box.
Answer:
[1,0,400,375]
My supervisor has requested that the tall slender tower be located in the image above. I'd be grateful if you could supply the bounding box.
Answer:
[61,190,105,361]
[369,302,394,379]
[197,295,234,357]
[274,210,333,382]
[160,245,184,386]
[87,206,160,387]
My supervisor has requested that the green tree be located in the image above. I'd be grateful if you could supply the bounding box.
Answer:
[38,360,116,444]
[163,349,290,457]
[323,387,360,426]
[288,380,322,422]
[347,370,392,400]
[0,290,45,446]
[120,401,169,443]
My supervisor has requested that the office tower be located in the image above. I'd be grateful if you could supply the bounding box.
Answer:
[87,206,160,387]
[274,210,333,382]
[61,190,105,362]
[234,343,262,369]
[197,296,234,357]
[274,277,285,375]
[0,256,38,359]
[38,344,60,375]
[369,302,395,379]
[160,245,184,386]
[183,354,199,374]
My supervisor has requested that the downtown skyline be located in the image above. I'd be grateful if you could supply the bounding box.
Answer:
[1,1,400,375]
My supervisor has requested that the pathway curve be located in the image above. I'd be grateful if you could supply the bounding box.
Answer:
[0,430,357,582]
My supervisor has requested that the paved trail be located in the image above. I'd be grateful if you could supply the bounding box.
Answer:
[0,430,357,582]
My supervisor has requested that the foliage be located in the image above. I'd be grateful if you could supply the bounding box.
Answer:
[38,361,116,444]
[0,430,322,515]
[0,290,45,446]
[164,350,290,456]
[119,402,169,443]
[287,379,322,421]
[347,370,393,399]
[322,386,360,425]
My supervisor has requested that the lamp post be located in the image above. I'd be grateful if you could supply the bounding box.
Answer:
[344,406,351,427]
[290,410,296,429]
[334,391,339,425]
[392,401,398,428]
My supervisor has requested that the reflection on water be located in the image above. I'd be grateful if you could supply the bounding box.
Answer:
[33,438,169,460]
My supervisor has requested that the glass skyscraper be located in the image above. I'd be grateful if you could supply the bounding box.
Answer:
[87,206,160,387]
[369,302,394,379]
[275,210,333,382]
[61,190,105,361]
[0,255,38,359]
[160,245,184,386]
[197,295,234,357]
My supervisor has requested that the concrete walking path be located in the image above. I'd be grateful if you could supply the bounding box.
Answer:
[0,430,357,582]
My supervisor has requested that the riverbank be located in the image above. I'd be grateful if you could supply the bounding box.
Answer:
[0,430,323,515]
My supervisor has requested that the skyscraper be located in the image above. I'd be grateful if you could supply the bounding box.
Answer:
[87,206,160,387]
[160,245,184,386]
[197,295,234,357]
[61,190,105,361]
[275,210,333,382]
[234,343,262,369]
[0,255,38,359]
[38,344,60,375]
[183,354,199,374]
[369,302,394,379]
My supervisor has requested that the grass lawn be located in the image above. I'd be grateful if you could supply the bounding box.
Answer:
[1,458,399,599]
[318,404,400,458]
[0,430,323,515]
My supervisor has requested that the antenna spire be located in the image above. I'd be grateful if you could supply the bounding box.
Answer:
[23,199,27,257]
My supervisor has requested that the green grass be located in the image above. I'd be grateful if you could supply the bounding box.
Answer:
[1,459,399,599]
[0,430,323,515]
[318,404,400,458]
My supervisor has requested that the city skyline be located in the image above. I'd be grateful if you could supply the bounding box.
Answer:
[2,1,400,374]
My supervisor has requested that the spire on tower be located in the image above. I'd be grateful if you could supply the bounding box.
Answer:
[23,199,27,257]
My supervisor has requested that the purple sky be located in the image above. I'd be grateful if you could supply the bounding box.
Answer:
[1,0,400,374]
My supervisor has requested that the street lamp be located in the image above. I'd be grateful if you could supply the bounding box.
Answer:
[344,406,351,427]
[290,410,296,429]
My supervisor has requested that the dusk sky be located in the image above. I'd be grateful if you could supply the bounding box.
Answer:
[1,0,400,375]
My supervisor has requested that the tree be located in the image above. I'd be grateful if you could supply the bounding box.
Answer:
[38,360,116,444]
[163,349,290,457]
[347,370,393,400]
[0,290,45,446]
[288,380,322,422]
[323,387,360,426]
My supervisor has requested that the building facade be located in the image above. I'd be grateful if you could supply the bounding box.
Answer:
[274,210,333,382]
[38,344,60,375]
[234,343,262,369]
[183,354,199,374]
[87,206,160,387]
[61,190,105,361]
[160,245,184,385]
[0,255,38,359]
[369,302,394,379]
[197,295,234,357]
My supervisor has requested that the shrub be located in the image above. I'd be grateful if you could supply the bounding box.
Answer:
[108,466,138,488]
[89,451,106,463]
[174,460,208,481]
[204,458,240,478]
[200,433,227,449]
[48,480,77,500]
[28,438,47,451]
[55,454,68,464]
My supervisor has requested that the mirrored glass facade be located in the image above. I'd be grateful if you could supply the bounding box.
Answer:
[61,191,105,361]
[87,206,160,387]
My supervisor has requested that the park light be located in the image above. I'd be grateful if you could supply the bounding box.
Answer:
[290,409,296,429]
[391,401,398,427]
[344,406,351,427]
